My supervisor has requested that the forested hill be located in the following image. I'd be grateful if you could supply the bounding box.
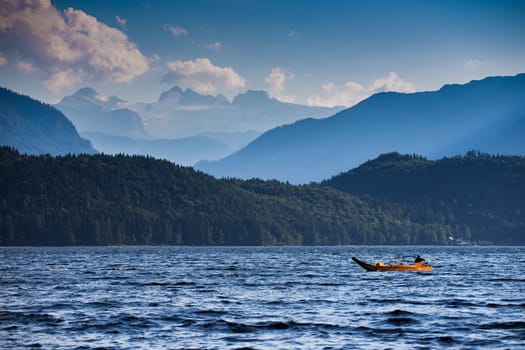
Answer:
[0,147,473,246]
[322,152,525,244]
[0,87,96,155]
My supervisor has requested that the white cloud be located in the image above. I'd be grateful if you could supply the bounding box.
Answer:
[0,0,149,93]
[370,72,415,93]
[265,67,287,94]
[204,42,222,51]
[147,54,164,73]
[464,58,491,70]
[308,72,415,107]
[0,52,6,66]
[288,30,300,38]
[116,15,127,28]
[16,61,37,73]
[149,54,161,63]
[308,80,365,107]
[163,24,188,38]
[264,67,295,103]
[163,58,246,95]
[43,68,84,93]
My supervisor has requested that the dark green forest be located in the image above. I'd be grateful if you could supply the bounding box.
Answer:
[322,151,525,244]
[0,147,523,245]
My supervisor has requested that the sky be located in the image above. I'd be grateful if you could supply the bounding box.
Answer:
[0,0,524,107]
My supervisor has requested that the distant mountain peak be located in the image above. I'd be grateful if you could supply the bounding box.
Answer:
[0,87,97,155]
[215,93,229,104]
[167,86,184,94]
[55,88,149,139]
[158,86,230,105]
[74,87,98,97]
[59,87,127,111]
[158,86,184,102]
[232,90,273,107]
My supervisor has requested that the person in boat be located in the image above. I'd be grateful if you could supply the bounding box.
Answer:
[415,255,426,264]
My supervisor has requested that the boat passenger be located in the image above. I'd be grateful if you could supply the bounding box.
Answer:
[415,255,426,263]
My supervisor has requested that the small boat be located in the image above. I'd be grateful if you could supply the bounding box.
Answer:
[352,256,432,272]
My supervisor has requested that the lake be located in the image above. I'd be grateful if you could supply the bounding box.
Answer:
[1,246,524,349]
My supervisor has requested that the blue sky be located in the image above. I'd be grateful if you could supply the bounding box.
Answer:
[0,0,524,106]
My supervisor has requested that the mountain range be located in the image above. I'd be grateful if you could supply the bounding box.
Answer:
[196,73,525,183]
[55,87,340,164]
[56,87,150,139]
[2,73,524,179]
[80,130,260,166]
[131,87,343,139]
[0,87,96,156]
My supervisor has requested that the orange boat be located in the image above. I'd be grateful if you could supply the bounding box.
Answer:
[352,257,432,272]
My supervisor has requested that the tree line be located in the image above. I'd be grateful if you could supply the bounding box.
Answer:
[0,147,483,246]
[322,151,525,244]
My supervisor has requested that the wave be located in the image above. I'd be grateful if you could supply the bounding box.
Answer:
[201,319,342,333]
[479,321,525,330]
[386,309,415,316]
[385,317,418,326]
[66,313,158,333]
[0,310,64,326]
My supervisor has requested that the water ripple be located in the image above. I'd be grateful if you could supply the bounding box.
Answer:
[1,246,524,349]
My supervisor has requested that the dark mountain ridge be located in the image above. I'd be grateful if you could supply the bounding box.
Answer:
[0,87,96,155]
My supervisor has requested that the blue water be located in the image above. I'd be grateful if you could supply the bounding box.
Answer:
[1,246,524,349]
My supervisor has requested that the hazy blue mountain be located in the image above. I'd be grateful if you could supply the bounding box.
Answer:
[0,87,96,155]
[56,86,340,164]
[232,90,338,116]
[56,88,150,139]
[62,86,266,165]
[82,130,260,166]
[196,74,525,184]
[133,87,343,138]
[159,86,229,105]
[455,114,525,155]
[195,130,262,153]
[229,90,344,131]
[82,132,226,165]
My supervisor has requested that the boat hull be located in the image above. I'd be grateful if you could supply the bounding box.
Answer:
[352,257,432,272]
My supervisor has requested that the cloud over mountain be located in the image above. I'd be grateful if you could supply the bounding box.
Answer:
[265,67,295,103]
[163,58,246,95]
[0,0,149,93]
[308,72,415,107]
[371,72,415,93]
